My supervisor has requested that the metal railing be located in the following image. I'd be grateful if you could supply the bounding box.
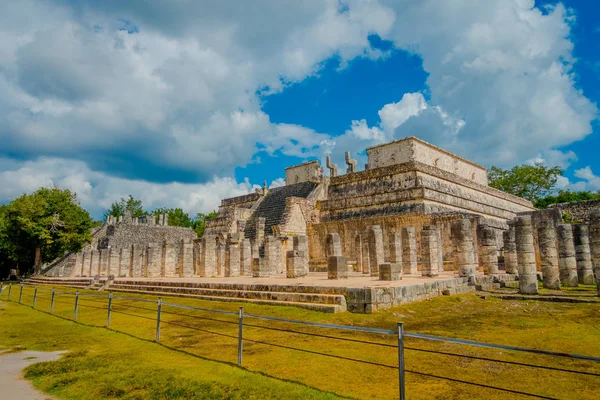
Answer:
[1,282,599,400]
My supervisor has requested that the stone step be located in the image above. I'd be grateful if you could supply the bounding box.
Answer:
[113,279,347,295]
[107,287,345,313]
[474,283,501,291]
[23,278,91,288]
[109,283,346,306]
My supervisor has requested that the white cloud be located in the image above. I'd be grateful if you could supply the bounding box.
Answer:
[0,157,255,218]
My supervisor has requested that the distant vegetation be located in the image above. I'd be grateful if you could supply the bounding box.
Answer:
[488,163,600,208]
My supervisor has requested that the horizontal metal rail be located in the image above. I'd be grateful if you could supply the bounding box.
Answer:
[405,332,600,362]
[162,301,239,316]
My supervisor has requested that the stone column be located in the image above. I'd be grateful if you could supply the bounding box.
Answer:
[74,252,84,277]
[240,239,252,276]
[264,235,282,274]
[451,219,477,278]
[354,233,363,273]
[401,227,418,274]
[368,225,384,277]
[131,244,145,277]
[180,241,194,277]
[515,216,538,294]
[292,236,309,276]
[216,240,225,277]
[108,248,120,277]
[225,234,241,277]
[557,224,578,287]
[91,250,100,276]
[388,232,402,264]
[158,214,164,226]
[573,224,594,285]
[199,235,218,277]
[120,247,131,277]
[99,249,109,276]
[82,251,92,276]
[502,224,518,274]
[256,217,266,245]
[479,226,499,275]
[590,211,600,296]
[146,243,163,278]
[421,226,440,277]
[379,263,402,281]
[163,213,169,226]
[162,242,177,277]
[361,234,370,274]
[537,223,560,289]
[328,256,348,280]
[286,250,308,278]
[326,232,342,257]
[252,257,269,277]
[436,228,444,272]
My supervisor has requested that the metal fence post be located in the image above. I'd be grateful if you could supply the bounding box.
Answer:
[107,292,113,327]
[8,283,12,300]
[33,286,38,308]
[238,306,244,365]
[19,284,23,304]
[397,322,406,400]
[155,297,162,342]
[74,291,80,320]
[50,289,56,313]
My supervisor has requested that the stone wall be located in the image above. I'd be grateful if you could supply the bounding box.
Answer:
[104,224,197,248]
[285,160,322,185]
[365,137,488,185]
[549,199,600,224]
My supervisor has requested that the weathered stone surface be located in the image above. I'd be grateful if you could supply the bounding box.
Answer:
[591,211,600,296]
[118,247,130,277]
[515,216,538,294]
[573,224,594,285]
[326,232,342,257]
[379,263,402,281]
[240,239,252,276]
[361,234,370,274]
[557,224,579,287]
[421,226,440,277]
[225,234,241,277]
[252,257,269,277]
[163,243,178,277]
[538,223,560,290]
[502,224,518,274]
[286,250,308,278]
[180,241,194,277]
[146,243,163,278]
[401,227,417,274]
[368,226,384,276]
[108,248,120,277]
[99,249,109,276]
[82,251,92,276]
[478,226,499,275]
[328,256,348,280]
[264,235,283,274]
[451,219,477,278]
[354,233,363,272]
[388,232,402,264]
[131,244,145,277]
[199,235,218,277]
[292,236,309,276]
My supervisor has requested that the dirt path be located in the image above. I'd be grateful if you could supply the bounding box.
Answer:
[0,350,65,400]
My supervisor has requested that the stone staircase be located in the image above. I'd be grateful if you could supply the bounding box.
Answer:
[107,280,347,313]
[24,276,93,289]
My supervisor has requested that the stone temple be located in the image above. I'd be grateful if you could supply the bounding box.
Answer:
[38,137,600,312]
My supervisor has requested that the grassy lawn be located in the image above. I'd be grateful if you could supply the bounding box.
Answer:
[1,284,599,399]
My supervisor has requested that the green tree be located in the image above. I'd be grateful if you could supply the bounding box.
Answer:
[488,162,563,201]
[0,188,93,274]
[152,207,194,227]
[104,195,147,219]
[193,211,218,237]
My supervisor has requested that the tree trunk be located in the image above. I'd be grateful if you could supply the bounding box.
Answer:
[34,247,41,275]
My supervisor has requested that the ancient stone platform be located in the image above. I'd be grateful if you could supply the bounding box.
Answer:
[24,271,499,313]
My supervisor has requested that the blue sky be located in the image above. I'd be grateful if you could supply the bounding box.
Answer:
[0,0,598,219]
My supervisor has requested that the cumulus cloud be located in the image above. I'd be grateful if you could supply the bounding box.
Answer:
[0,157,256,218]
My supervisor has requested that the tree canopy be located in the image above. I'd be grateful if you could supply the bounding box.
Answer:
[104,195,147,219]
[193,211,218,237]
[488,162,563,201]
[534,190,600,209]
[0,188,93,275]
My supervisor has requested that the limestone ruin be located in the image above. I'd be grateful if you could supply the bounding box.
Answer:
[40,137,599,312]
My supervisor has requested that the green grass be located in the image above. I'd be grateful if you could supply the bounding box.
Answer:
[1,284,599,400]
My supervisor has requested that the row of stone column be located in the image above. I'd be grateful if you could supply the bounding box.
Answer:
[74,240,194,278]
[105,213,168,226]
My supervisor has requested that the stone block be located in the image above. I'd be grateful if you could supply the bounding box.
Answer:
[379,263,402,281]
[163,243,178,277]
[368,225,384,276]
[252,257,270,277]
[119,247,131,277]
[326,232,342,257]
[286,250,307,278]
[180,241,194,277]
[328,256,348,280]
[401,227,417,274]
